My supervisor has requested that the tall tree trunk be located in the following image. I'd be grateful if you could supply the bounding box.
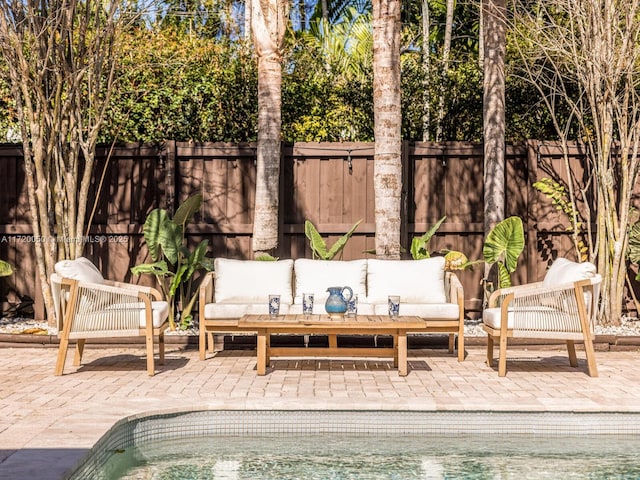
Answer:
[478,0,484,68]
[245,0,252,40]
[435,0,455,141]
[421,0,431,141]
[372,0,402,259]
[482,0,506,236]
[251,0,288,256]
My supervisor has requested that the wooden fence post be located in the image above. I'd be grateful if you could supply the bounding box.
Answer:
[163,140,177,215]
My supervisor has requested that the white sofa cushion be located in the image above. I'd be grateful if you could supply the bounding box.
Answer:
[542,258,596,288]
[367,257,446,304]
[214,258,294,304]
[373,302,459,319]
[54,257,104,284]
[293,259,367,304]
[204,302,291,319]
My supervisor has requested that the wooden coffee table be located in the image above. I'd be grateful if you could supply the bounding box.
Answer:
[238,314,427,376]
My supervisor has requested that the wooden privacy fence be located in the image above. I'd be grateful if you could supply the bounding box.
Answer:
[0,140,619,321]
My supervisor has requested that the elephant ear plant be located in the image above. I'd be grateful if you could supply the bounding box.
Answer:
[131,194,213,330]
[482,216,525,292]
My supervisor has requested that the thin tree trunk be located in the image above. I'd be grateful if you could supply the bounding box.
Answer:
[435,0,454,141]
[372,0,402,259]
[421,0,431,141]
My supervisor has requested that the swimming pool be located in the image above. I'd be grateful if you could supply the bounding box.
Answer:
[68,410,640,479]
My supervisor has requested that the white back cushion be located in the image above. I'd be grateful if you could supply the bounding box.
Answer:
[367,257,446,304]
[54,257,104,284]
[214,258,294,304]
[542,258,596,287]
[293,259,367,303]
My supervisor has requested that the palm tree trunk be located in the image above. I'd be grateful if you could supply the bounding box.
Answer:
[251,0,288,256]
[482,0,506,235]
[372,0,402,259]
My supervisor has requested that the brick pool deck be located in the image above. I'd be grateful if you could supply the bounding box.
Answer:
[1,337,640,479]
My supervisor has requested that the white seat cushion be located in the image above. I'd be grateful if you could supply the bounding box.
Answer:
[293,259,367,304]
[146,301,170,328]
[214,258,294,304]
[373,302,459,319]
[54,257,104,284]
[204,302,291,319]
[104,301,169,328]
[543,258,596,287]
[367,257,446,304]
[483,306,583,333]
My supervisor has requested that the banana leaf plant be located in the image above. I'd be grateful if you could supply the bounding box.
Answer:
[131,194,213,330]
[410,216,448,260]
[305,219,362,260]
[482,216,525,291]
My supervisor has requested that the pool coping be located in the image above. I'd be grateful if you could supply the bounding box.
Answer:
[67,408,640,479]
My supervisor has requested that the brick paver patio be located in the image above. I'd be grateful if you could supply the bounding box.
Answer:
[1,342,640,479]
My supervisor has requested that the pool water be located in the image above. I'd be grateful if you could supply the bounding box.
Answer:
[106,434,640,479]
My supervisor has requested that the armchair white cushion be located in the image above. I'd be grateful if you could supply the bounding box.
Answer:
[54,257,105,284]
[543,258,597,287]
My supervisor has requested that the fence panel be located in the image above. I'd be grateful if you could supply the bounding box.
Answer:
[0,140,632,320]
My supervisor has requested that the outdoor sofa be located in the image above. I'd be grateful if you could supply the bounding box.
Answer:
[198,256,465,361]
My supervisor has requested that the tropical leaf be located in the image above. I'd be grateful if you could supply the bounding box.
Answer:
[483,216,525,273]
[169,264,188,297]
[142,209,170,262]
[185,240,210,281]
[173,193,202,227]
[0,260,13,277]
[410,216,446,260]
[305,220,329,259]
[130,261,172,277]
[158,221,183,266]
[497,262,512,289]
[326,219,362,259]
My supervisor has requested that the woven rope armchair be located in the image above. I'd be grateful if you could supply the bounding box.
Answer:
[51,257,169,376]
[482,258,601,377]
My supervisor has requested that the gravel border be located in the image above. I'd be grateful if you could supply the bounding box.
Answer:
[2,316,640,338]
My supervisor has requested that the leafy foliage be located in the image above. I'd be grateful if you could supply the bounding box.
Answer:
[131,194,213,330]
[0,260,13,277]
[305,219,362,260]
[410,216,447,260]
[533,177,588,261]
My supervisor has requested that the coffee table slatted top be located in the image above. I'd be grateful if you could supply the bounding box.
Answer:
[238,314,427,329]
